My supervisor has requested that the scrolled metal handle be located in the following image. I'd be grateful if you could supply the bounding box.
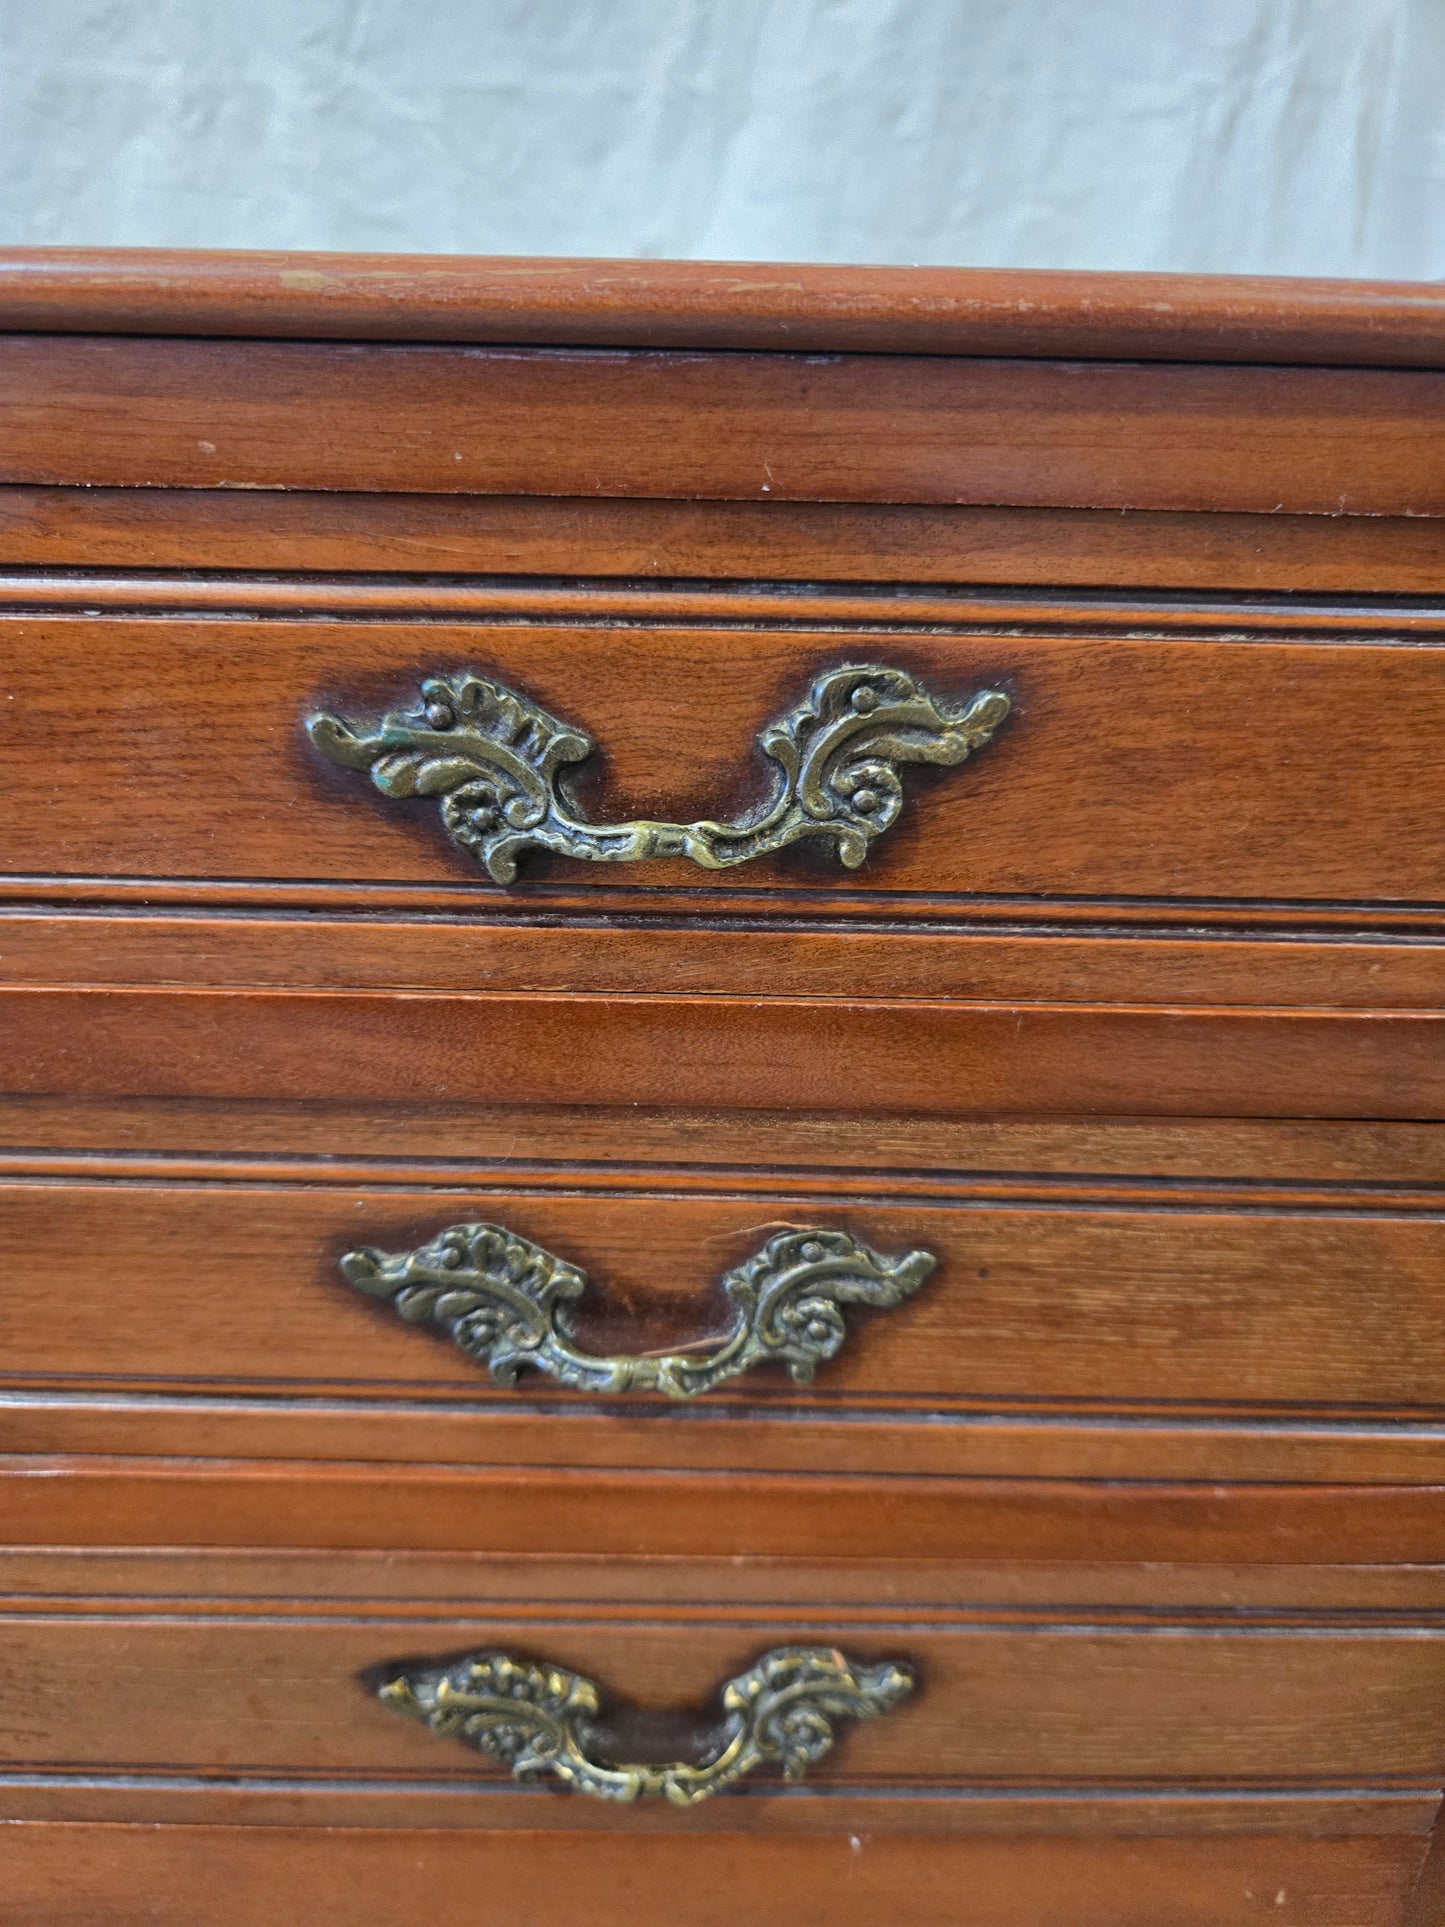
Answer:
[378,1644,915,1804]
[307,660,1009,882]
[339,1223,936,1399]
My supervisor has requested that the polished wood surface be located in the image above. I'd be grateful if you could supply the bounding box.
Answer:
[3,337,1443,511]
[1,249,1442,365]
[5,486,1445,590]
[5,1545,1444,1612]
[4,1097,1440,1183]
[3,255,1443,1918]
[2,1824,1427,1927]
[7,906,1445,1006]
[2,1178,1443,1419]
[7,987,1440,1119]
[5,1459,1442,1563]
[3,1612,1441,1784]
[7,610,1445,903]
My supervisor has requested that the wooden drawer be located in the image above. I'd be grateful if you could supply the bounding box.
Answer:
[7,1610,1443,1789]
[3,1175,1445,1423]
[0,1548,1439,1927]
[2,1548,1441,1803]
[4,601,1445,908]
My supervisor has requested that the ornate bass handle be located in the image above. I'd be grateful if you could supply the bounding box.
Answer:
[339,1223,934,1399]
[378,1645,915,1805]
[307,661,1009,882]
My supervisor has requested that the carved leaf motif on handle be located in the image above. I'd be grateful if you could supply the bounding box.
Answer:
[307,661,1010,882]
[338,1223,936,1399]
[378,1645,916,1805]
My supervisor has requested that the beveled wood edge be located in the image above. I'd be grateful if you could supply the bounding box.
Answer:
[0,1778,1433,1839]
[5,907,1443,1010]
[2,570,1444,634]
[4,491,1444,591]
[8,1393,1445,1487]
[4,1459,1442,1562]
[5,876,1445,932]
[5,1143,1443,1206]
[4,1547,1443,1611]
[1,250,1442,366]
[3,1099,1438,1183]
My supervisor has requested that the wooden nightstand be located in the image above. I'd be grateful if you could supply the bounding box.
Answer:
[0,250,1443,1926]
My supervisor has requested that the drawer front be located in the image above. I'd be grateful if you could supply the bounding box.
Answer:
[5,609,1445,906]
[3,1179,1444,1419]
[4,1605,1443,1788]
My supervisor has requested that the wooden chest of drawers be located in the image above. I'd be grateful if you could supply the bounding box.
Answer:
[2,249,1444,1925]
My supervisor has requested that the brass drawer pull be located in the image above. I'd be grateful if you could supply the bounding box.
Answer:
[339,1223,935,1399]
[308,662,1009,882]
[379,1644,915,1805]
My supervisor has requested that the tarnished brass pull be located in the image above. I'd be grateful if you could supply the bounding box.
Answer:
[308,661,1009,882]
[339,1223,935,1399]
[378,1645,915,1805]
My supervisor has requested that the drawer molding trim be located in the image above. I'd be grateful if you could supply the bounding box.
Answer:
[339,1221,936,1399]
[378,1643,915,1805]
[307,663,1010,882]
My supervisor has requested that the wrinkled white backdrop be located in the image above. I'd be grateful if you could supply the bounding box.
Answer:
[2,0,1442,275]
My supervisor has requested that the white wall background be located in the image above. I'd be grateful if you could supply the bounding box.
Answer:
[2,0,1442,276]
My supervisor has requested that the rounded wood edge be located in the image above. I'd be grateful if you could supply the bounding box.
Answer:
[0,249,1443,365]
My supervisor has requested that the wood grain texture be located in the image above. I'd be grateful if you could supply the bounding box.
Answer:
[1,1611,1441,1784]
[3,338,1443,511]
[10,615,1445,904]
[3,1459,1442,1563]
[3,1180,1445,1419]
[5,487,1445,591]
[5,986,1441,1119]
[3,1097,1439,1186]
[0,1781,1431,1841]
[8,1397,1445,1487]
[5,571,1445,637]
[6,1546,1444,1614]
[2,250,1443,365]
[0,1824,1426,1927]
[1406,1812,1445,1926]
[5,908,1442,1009]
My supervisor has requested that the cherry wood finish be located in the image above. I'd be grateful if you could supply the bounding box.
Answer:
[3,1096,1439,1185]
[5,906,1444,1008]
[6,985,1441,1119]
[5,486,1445,590]
[3,249,1444,363]
[1,1824,1428,1927]
[2,1610,1442,1785]
[1,1784,1431,1843]
[4,259,1445,1917]
[5,1546,1445,1614]
[3,337,1444,512]
[8,611,1445,905]
[2,1178,1444,1422]
[4,1459,1442,1564]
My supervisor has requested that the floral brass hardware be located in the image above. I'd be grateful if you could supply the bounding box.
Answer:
[307,662,1009,882]
[378,1645,915,1804]
[338,1223,935,1399]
